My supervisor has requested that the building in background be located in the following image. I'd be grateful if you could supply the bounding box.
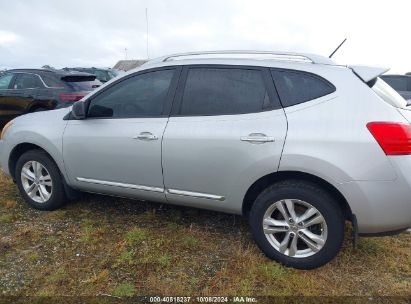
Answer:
[113,60,147,72]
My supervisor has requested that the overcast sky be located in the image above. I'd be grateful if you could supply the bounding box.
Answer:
[0,0,410,74]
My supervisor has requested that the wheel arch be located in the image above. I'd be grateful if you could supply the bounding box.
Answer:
[242,170,352,220]
[9,143,58,180]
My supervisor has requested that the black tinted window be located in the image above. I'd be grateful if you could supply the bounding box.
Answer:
[272,70,335,107]
[0,74,13,90]
[180,68,270,116]
[64,79,101,91]
[88,69,174,118]
[42,75,63,87]
[15,73,44,89]
[382,77,408,91]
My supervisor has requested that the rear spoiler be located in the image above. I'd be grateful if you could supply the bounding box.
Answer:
[349,65,390,82]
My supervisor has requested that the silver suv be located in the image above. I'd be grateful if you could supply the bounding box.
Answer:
[1,51,411,269]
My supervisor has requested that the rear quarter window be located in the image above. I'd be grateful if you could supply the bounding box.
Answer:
[42,74,64,87]
[271,69,336,107]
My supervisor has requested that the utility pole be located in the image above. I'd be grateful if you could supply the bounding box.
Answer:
[125,48,128,60]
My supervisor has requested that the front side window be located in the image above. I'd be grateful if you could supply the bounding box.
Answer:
[14,73,44,89]
[179,68,270,116]
[0,74,13,90]
[88,69,174,118]
[271,69,336,107]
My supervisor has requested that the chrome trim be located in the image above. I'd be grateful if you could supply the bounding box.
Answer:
[167,189,225,201]
[76,177,164,193]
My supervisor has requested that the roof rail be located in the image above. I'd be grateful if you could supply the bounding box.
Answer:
[146,50,334,65]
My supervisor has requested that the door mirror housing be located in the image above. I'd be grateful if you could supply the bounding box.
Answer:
[71,101,86,120]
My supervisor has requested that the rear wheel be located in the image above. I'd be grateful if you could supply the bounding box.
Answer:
[15,150,66,210]
[249,180,345,269]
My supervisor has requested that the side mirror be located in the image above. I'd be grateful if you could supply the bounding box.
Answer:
[71,101,86,120]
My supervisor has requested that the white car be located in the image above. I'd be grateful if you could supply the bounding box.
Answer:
[1,51,411,269]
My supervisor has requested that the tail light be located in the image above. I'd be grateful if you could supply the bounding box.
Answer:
[59,93,86,102]
[367,122,411,155]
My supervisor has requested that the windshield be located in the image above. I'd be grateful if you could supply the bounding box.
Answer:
[369,77,407,108]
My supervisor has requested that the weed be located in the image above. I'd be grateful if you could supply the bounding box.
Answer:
[125,227,148,244]
[47,267,66,283]
[112,282,135,297]
[183,235,200,249]
[158,254,173,267]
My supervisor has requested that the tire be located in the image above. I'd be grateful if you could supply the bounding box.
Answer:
[15,150,67,211]
[249,180,345,269]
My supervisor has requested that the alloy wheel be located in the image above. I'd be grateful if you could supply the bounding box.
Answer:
[21,161,53,203]
[262,199,328,258]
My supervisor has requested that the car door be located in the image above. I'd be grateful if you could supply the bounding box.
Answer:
[63,67,179,202]
[162,65,288,214]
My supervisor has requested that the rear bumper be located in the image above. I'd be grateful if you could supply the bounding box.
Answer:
[0,139,11,177]
[340,157,411,234]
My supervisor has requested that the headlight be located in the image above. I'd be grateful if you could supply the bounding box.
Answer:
[0,120,14,140]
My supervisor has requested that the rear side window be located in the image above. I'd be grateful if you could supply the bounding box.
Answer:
[179,68,271,116]
[0,74,13,89]
[271,70,336,107]
[15,73,44,89]
[62,76,101,91]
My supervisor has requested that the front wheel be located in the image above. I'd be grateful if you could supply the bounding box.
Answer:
[249,180,345,269]
[15,150,67,211]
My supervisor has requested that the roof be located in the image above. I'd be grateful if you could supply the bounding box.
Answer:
[7,68,95,77]
[113,60,148,71]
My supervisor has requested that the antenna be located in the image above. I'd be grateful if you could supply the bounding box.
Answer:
[329,38,347,58]
[146,8,149,59]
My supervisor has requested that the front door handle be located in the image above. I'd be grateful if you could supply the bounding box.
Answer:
[241,133,275,143]
[134,132,158,141]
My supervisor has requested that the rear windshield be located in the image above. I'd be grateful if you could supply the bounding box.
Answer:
[62,76,101,91]
[369,77,407,108]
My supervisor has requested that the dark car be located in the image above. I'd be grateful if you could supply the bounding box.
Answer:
[63,67,119,83]
[381,74,411,102]
[0,69,101,129]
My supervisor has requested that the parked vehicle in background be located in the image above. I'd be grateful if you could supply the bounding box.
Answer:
[1,51,411,270]
[63,67,119,83]
[381,74,411,103]
[0,69,101,129]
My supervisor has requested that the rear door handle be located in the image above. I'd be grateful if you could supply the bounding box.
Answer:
[133,132,158,141]
[241,133,275,143]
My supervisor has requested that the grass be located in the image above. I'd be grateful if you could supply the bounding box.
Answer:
[0,172,410,297]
